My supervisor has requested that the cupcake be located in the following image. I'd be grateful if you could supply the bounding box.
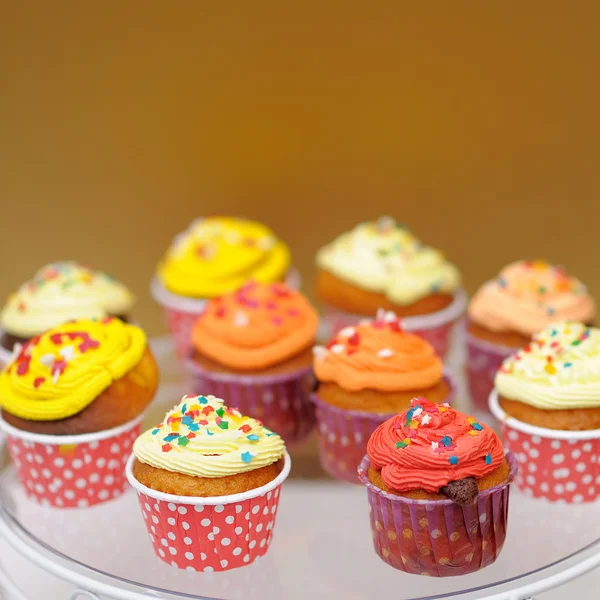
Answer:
[467,260,595,413]
[312,311,455,483]
[490,321,600,502]
[358,397,516,577]
[151,216,299,358]
[0,261,134,363]
[315,217,465,358]
[0,318,158,507]
[186,281,318,445]
[127,393,290,572]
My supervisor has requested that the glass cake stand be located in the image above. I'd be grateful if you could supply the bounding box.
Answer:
[0,335,599,600]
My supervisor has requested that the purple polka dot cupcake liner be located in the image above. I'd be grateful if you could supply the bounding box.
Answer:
[312,371,456,484]
[357,452,517,577]
[185,359,315,446]
[126,452,291,572]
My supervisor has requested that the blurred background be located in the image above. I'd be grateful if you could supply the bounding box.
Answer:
[1,2,599,336]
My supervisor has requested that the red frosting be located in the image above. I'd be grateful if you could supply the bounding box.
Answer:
[367,398,505,493]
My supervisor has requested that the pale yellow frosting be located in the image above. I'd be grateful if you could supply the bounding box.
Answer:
[133,394,285,478]
[495,321,600,410]
[316,217,460,305]
[0,261,134,337]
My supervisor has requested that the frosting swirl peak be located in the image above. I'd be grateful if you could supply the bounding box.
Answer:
[133,394,285,478]
[368,398,504,493]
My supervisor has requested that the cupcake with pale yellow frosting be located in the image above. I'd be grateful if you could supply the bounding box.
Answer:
[0,261,134,356]
[127,394,290,572]
[186,281,319,444]
[314,217,465,357]
[152,217,298,359]
[312,311,455,483]
[466,261,596,413]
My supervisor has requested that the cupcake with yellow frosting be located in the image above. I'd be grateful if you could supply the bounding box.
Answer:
[186,281,318,444]
[467,260,596,413]
[315,217,466,358]
[127,393,290,572]
[152,217,298,358]
[0,318,158,507]
[0,261,135,364]
[490,321,600,502]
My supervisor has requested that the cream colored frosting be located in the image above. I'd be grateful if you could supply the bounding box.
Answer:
[134,394,285,478]
[0,262,134,337]
[469,260,595,335]
[495,321,600,410]
[316,217,460,305]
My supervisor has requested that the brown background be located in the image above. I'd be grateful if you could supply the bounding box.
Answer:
[1,2,599,336]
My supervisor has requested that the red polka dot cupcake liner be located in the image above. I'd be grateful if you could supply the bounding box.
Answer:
[466,330,514,415]
[312,372,456,484]
[489,390,600,503]
[320,288,467,360]
[185,361,315,447]
[126,452,291,572]
[151,269,302,360]
[0,414,144,508]
[358,452,517,577]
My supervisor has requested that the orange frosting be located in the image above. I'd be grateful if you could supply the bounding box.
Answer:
[313,310,443,392]
[192,282,318,371]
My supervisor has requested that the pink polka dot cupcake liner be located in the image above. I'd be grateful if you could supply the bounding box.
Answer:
[320,288,467,360]
[126,452,291,572]
[466,330,514,415]
[151,269,302,360]
[357,452,517,577]
[312,371,456,484]
[0,414,144,508]
[185,361,315,446]
[489,390,600,503]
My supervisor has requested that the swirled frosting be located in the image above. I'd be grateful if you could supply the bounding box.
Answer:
[316,217,460,305]
[495,321,600,410]
[133,394,285,478]
[368,398,504,493]
[0,318,147,420]
[0,261,134,337]
[469,260,595,336]
[157,217,291,298]
[192,281,318,370]
[313,310,443,392]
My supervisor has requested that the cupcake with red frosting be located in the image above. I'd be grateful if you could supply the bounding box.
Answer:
[358,398,516,577]
[186,281,319,444]
[312,311,455,483]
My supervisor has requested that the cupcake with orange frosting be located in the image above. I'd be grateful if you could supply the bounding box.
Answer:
[312,310,455,483]
[466,260,596,413]
[186,281,319,444]
[358,398,516,576]
[151,217,299,358]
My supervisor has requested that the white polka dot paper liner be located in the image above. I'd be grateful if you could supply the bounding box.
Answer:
[0,414,144,508]
[489,390,600,503]
[320,288,467,360]
[185,362,316,447]
[312,372,456,484]
[126,452,291,572]
[151,269,302,361]
[357,452,517,577]
[466,330,514,414]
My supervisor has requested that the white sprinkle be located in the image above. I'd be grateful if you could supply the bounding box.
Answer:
[339,327,356,338]
[233,310,249,327]
[383,311,397,323]
[59,345,76,362]
[421,414,432,426]
[441,402,450,407]
[331,344,345,354]
[412,407,423,418]
[378,348,394,358]
[431,441,439,451]
[10,343,22,361]
[52,370,60,384]
[40,354,55,368]
[312,346,328,360]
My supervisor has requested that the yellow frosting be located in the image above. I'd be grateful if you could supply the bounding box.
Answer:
[0,318,147,421]
[134,394,285,478]
[316,217,460,305]
[0,261,134,337]
[495,321,600,410]
[157,217,291,298]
